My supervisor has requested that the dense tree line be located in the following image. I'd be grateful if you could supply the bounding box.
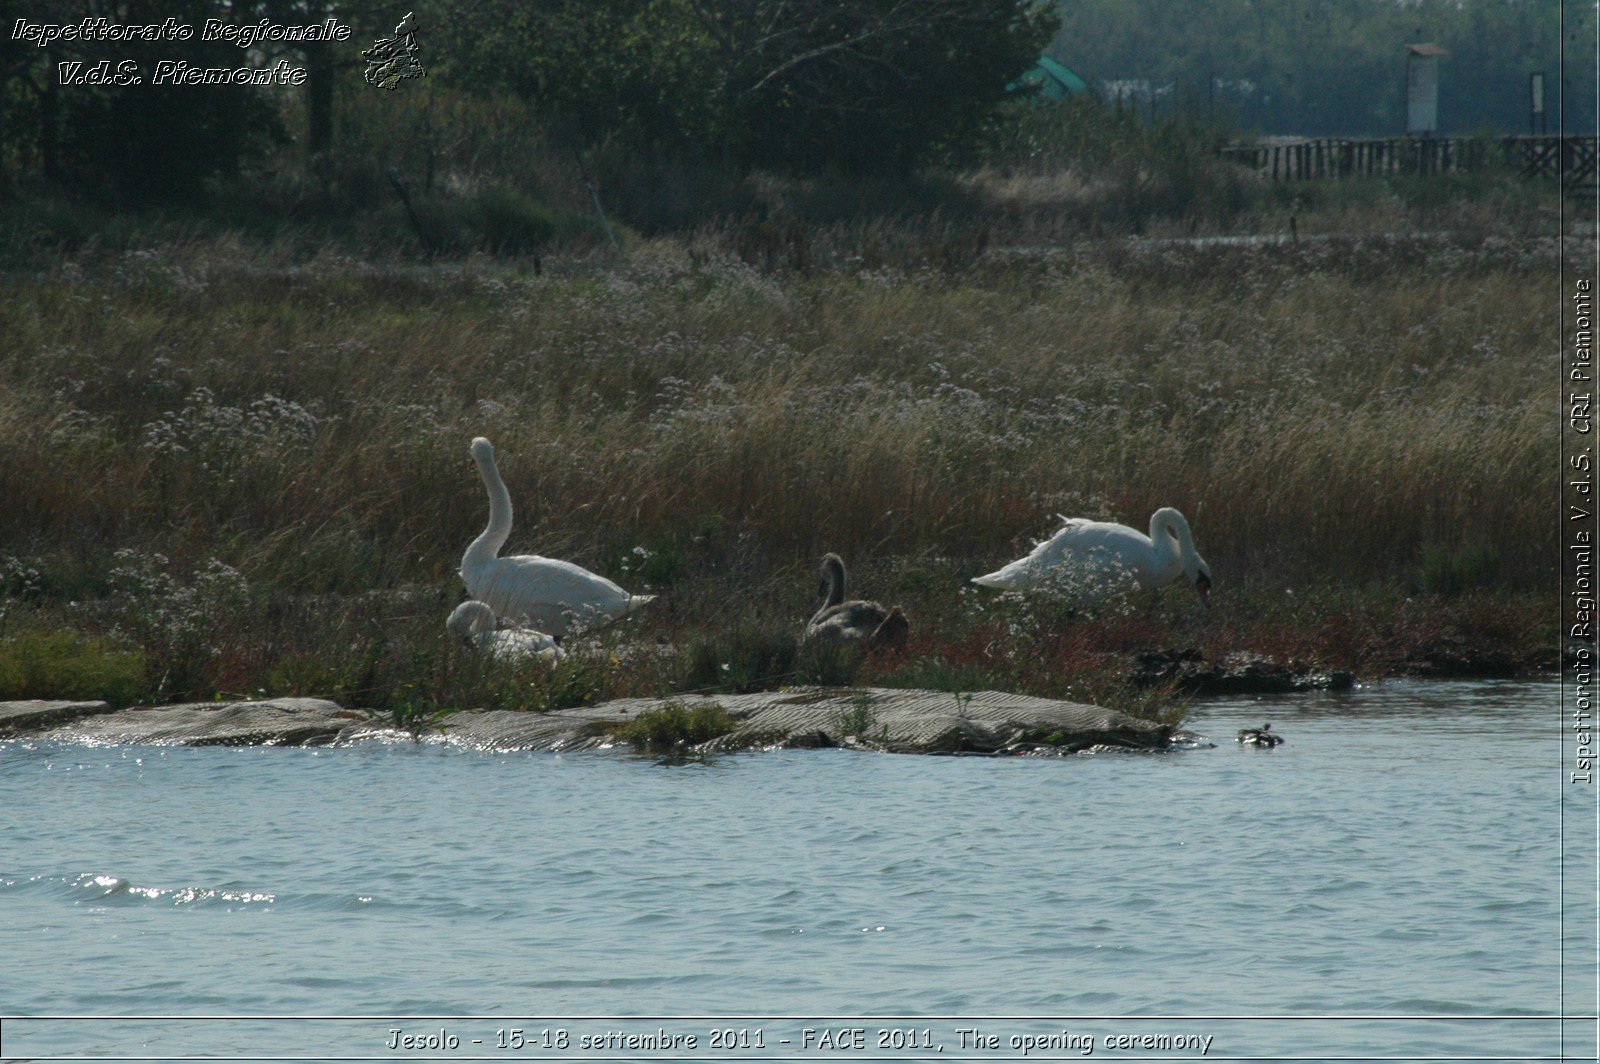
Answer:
[431,0,1052,174]
[0,0,1587,210]
[0,0,1052,204]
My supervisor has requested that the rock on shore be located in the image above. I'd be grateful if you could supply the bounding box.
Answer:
[0,699,117,736]
[25,697,360,746]
[0,687,1172,756]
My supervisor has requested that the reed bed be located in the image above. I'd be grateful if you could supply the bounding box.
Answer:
[0,229,1562,716]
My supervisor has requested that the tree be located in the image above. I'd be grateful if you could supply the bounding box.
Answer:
[2,0,283,204]
[246,0,392,160]
[438,0,1056,174]
[698,0,1056,172]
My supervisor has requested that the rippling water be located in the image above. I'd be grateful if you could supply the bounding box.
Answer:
[1,679,1590,1061]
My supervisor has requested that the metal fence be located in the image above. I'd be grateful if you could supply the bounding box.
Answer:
[1218,134,1597,185]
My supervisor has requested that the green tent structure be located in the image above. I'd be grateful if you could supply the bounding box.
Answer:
[1008,55,1090,100]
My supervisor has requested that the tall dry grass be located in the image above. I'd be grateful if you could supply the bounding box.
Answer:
[0,226,1563,710]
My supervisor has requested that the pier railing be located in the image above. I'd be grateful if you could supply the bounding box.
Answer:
[1219,134,1597,185]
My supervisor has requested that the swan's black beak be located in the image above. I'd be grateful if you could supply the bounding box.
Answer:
[1194,572,1212,606]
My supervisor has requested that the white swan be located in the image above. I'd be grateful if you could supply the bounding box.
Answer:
[461,436,655,638]
[972,507,1212,604]
[447,600,565,664]
[804,553,909,652]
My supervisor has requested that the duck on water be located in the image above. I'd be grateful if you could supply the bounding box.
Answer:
[1237,723,1284,747]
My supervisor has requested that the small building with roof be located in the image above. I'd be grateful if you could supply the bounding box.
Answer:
[1008,56,1090,100]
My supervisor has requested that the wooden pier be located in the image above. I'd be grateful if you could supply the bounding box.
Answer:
[1219,134,1597,185]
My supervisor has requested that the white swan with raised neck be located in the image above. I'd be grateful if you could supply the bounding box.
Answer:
[461,436,654,638]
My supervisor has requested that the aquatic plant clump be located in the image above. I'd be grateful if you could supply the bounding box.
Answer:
[614,702,739,751]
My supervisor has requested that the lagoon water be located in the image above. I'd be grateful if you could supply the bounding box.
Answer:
[1,679,1591,1061]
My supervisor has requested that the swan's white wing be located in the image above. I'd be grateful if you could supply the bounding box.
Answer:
[972,520,1152,596]
[484,628,565,663]
[972,519,1096,588]
[467,554,650,636]
[500,628,560,653]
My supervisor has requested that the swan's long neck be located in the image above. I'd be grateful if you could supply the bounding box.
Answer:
[464,454,512,571]
[822,558,846,609]
[810,557,847,626]
[1150,509,1196,570]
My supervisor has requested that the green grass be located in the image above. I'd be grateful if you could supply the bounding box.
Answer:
[1419,542,1501,597]
[680,624,801,694]
[614,701,740,751]
[0,629,146,705]
[834,693,880,737]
